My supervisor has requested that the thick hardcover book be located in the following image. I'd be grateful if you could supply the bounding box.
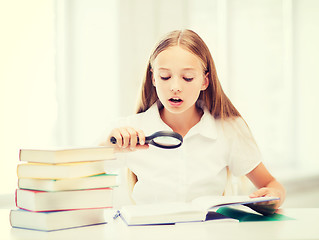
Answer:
[17,161,109,179]
[18,173,118,191]
[19,147,115,164]
[10,208,108,231]
[16,188,113,212]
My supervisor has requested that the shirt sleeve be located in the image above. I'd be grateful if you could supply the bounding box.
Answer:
[227,117,262,177]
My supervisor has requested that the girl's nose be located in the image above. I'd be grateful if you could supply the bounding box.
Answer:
[170,78,182,93]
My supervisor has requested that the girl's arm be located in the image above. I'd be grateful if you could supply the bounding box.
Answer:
[246,162,286,209]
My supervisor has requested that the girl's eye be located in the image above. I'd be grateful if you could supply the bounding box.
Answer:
[160,76,170,80]
[183,77,193,82]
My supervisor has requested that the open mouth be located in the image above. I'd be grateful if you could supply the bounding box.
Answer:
[169,98,183,104]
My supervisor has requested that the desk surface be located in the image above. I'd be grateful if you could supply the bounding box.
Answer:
[2,208,319,240]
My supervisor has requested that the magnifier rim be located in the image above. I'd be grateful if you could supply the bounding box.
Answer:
[148,131,183,149]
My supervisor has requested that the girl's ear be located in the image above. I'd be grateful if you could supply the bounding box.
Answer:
[150,68,156,87]
[201,72,209,91]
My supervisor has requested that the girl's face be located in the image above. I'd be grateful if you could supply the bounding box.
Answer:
[152,46,209,115]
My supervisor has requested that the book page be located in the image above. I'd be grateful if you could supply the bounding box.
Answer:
[121,202,202,218]
[191,195,279,210]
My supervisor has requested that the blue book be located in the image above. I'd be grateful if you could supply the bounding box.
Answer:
[10,208,108,231]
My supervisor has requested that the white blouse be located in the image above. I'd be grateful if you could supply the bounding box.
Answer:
[111,103,262,205]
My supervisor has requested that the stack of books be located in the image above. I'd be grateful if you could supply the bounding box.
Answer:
[10,147,118,231]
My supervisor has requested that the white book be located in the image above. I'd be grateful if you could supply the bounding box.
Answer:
[118,196,279,226]
[16,188,113,212]
[10,208,107,231]
[19,147,115,164]
[17,161,108,179]
[18,174,118,191]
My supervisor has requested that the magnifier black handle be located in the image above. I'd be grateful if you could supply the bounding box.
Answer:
[110,136,118,144]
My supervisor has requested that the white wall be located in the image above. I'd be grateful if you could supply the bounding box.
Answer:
[55,0,119,146]
[227,0,293,171]
[294,0,319,174]
[0,0,56,193]
[1,0,319,195]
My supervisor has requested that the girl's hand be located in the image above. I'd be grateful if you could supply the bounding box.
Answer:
[108,127,149,151]
[248,187,281,215]
[246,162,285,215]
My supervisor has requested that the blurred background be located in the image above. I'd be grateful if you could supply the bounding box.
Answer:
[1,0,318,208]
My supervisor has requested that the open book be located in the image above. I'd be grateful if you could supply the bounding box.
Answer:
[116,195,279,226]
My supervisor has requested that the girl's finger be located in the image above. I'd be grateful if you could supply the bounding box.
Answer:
[136,129,146,145]
[120,128,131,148]
[126,127,138,150]
[249,187,268,198]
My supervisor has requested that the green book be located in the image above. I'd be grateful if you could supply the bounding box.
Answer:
[217,206,295,222]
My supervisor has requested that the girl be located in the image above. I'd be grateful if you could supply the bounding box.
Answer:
[103,29,285,211]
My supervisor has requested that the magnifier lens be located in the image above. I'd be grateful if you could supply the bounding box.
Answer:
[152,136,181,147]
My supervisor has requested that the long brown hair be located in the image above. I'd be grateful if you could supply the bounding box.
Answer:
[136,29,241,119]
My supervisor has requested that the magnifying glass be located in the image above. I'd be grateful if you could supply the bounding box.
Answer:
[110,131,183,149]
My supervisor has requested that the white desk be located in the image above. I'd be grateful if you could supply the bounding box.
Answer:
[2,208,319,240]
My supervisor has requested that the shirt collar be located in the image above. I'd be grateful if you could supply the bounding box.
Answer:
[186,107,218,140]
[144,102,218,140]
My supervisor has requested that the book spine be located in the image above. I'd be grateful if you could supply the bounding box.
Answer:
[9,210,14,228]
[17,206,113,213]
[15,189,18,208]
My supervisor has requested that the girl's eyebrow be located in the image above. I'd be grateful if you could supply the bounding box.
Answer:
[182,67,196,71]
[158,67,196,71]
[158,68,170,71]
